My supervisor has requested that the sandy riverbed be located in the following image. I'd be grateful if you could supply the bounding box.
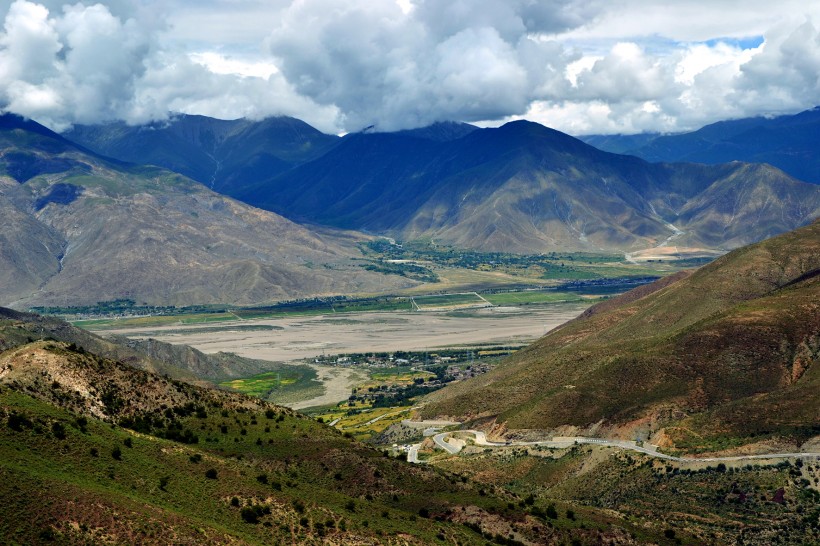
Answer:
[97,303,590,408]
[100,303,590,363]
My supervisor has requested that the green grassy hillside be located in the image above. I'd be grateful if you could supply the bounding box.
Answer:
[0,312,652,545]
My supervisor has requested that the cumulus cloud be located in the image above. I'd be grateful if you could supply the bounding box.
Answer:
[0,0,339,131]
[1,0,820,135]
[263,0,579,130]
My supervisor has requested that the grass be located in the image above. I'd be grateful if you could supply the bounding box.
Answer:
[413,293,487,308]
[73,312,239,330]
[483,291,586,305]
[369,369,433,383]
[432,443,820,545]
[0,383,542,545]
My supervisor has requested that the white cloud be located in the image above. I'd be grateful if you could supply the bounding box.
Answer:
[0,0,819,135]
[188,51,279,79]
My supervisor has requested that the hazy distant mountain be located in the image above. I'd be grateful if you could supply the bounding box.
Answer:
[64,114,341,195]
[0,114,413,308]
[62,114,820,254]
[422,220,820,453]
[578,132,660,154]
[237,120,820,253]
[582,107,820,184]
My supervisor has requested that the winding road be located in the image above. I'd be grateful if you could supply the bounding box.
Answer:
[410,427,820,464]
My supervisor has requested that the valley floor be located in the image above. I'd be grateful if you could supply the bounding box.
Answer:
[93,302,590,411]
[96,302,589,362]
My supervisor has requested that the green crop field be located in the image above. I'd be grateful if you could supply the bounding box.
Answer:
[483,291,586,305]
[73,312,239,330]
[219,366,324,405]
[413,293,486,308]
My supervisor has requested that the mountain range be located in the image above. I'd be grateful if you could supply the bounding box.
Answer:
[0,114,413,307]
[66,115,820,255]
[64,114,341,195]
[6,109,820,308]
[421,219,820,454]
[582,107,820,185]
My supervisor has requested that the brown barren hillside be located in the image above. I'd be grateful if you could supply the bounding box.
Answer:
[0,114,413,308]
[422,220,820,454]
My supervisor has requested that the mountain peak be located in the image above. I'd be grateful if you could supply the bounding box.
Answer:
[0,112,68,142]
[395,121,478,141]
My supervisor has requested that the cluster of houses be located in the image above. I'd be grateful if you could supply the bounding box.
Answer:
[313,350,470,368]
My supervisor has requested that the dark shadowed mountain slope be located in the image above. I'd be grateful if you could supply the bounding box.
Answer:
[61,115,820,254]
[239,120,820,253]
[582,107,820,184]
[421,220,820,454]
[0,114,413,308]
[64,114,341,195]
[395,121,479,141]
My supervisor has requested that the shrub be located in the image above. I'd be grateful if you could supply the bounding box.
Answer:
[524,494,535,506]
[112,447,122,460]
[205,468,218,479]
[51,422,66,440]
[8,412,31,431]
[241,506,261,524]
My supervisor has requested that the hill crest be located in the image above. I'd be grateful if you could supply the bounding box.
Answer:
[421,220,820,455]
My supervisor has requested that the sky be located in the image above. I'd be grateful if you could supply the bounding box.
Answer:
[1,0,819,135]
